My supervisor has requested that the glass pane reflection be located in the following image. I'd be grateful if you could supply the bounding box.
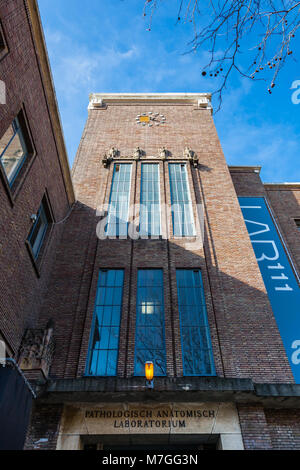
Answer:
[87,269,124,376]
[176,269,215,376]
[134,269,166,376]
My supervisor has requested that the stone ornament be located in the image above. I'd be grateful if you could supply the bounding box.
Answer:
[133,147,143,160]
[158,147,168,160]
[184,147,199,168]
[102,147,118,167]
[18,320,55,379]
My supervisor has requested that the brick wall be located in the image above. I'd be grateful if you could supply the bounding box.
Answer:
[0,0,71,357]
[237,404,273,450]
[24,403,63,450]
[37,99,294,383]
[265,409,300,450]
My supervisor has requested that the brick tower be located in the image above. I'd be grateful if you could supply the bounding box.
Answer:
[24,93,300,451]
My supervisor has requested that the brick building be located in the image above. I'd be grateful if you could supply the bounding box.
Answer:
[0,0,74,450]
[21,93,300,451]
[0,3,300,452]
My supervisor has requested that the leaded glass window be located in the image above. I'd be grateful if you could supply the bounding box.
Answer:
[106,164,132,237]
[87,269,124,376]
[140,163,160,236]
[169,163,195,237]
[0,117,28,185]
[134,269,166,376]
[176,269,215,376]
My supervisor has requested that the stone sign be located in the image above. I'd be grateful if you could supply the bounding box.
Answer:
[85,407,216,430]
[59,402,241,436]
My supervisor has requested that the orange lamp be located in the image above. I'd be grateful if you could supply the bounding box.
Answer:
[145,361,154,382]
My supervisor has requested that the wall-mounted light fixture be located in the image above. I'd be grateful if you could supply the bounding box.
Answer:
[145,361,154,389]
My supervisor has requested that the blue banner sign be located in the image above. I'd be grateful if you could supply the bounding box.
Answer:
[239,197,300,383]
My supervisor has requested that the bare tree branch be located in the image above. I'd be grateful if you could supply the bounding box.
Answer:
[143,1,300,111]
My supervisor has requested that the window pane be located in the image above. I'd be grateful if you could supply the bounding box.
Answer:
[134,269,166,376]
[140,164,161,236]
[176,269,215,376]
[86,269,124,376]
[169,164,195,236]
[0,119,28,184]
[106,164,132,237]
[27,202,49,259]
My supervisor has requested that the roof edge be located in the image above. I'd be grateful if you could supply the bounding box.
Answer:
[264,183,300,190]
[228,165,261,174]
[88,93,213,111]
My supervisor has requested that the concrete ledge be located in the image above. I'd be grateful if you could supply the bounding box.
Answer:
[33,376,300,408]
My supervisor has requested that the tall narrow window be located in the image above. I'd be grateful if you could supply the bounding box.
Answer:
[295,219,300,231]
[140,163,160,236]
[134,269,166,376]
[176,269,215,376]
[87,269,124,376]
[0,117,28,185]
[106,163,132,237]
[169,164,195,237]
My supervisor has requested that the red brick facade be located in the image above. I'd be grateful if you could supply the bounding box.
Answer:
[23,96,300,450]
[41,99,294,384]
[0,0,74,359]
[0,2,299,451]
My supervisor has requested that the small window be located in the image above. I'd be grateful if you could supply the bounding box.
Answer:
[295,219,300,231]
[0,109,34,194]
[0,20,8,60]
[27,197,52,260]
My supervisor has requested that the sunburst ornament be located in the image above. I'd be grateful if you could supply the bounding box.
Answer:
[135,112,166,127]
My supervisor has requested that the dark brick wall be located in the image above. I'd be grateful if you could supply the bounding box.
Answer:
[37,101,294,384]
[24,403,63,450]
[0,0,71,357]
[265,409,300,450]
[237,405,300,450]
[237,404,273,450]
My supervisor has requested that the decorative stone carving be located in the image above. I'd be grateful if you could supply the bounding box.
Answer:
[158,147,168,160]
[133,147,142,160]
[184,147,199,168]
[197,96,213,112]
[102,148,118,168]
[109,147,118,159]
[102,154,110,168]
[88,97,104,109]
[18,320,55,379]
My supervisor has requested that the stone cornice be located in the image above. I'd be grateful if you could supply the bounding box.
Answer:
[228,166,261,174]
[34,377,300,409]
[88,93,213,112]
[264,183,300,190]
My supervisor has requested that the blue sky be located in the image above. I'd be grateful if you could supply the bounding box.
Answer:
[38,0,300,182]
